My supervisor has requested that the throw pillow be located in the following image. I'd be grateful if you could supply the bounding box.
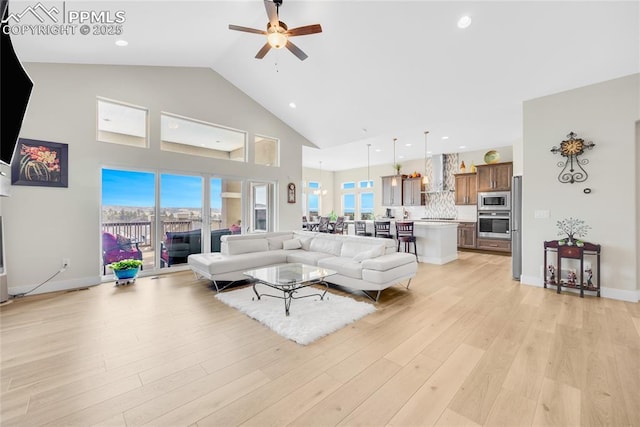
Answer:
[267,235,292,250]
[353,244,385,262]
[282,238,302,250]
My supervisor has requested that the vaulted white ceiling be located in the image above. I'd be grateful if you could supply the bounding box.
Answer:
[9,1,639,170]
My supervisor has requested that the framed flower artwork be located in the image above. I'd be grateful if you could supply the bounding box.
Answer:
[11,138,69,188]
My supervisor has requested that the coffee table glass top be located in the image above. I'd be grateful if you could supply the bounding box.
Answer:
[243,263,336,287]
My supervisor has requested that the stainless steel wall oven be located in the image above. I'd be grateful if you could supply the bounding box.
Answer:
[478,211,511,239]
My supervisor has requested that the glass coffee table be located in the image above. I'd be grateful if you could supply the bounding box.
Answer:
[243,263,336,316]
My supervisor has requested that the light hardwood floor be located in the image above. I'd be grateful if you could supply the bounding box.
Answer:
[1,251,639,426]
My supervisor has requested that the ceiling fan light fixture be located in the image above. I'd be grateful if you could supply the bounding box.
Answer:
[267,24,288,49]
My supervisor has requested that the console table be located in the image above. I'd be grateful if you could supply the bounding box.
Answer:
[544,240,601,297]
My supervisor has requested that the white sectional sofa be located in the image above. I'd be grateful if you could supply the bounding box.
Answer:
[187,231,418,301]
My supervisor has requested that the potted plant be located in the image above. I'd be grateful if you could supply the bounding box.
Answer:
[108,259,143,281]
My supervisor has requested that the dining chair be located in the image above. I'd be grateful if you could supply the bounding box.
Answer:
[355,220,371,236]
[333,216,345,234]
[317,216,331,233]
[374,221,393,238]
[302,215,308,230]
[396,221,418,260]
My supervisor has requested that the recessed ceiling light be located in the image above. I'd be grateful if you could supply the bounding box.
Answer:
[405,143,412,147]
[375,149,382,152]
[115,39,128,47]
[427,151,433,154]
[442,136,449,140]
[459,145,466,149]
[398,155,405,159]
[289,102,296,108]
[457,16,472,29]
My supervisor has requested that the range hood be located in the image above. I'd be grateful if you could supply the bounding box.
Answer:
[424,154,446,193]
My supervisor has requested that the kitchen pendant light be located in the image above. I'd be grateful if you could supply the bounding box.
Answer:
[422,131,429,185]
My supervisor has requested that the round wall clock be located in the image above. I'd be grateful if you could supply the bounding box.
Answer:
[559,136,585,156]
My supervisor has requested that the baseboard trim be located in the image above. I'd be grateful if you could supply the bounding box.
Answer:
[9,276,101,297]
[519,275,639,302]
[600,287,639,303]
[419,254,458,265]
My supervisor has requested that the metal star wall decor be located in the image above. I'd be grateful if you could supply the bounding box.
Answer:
[550,131,595,183]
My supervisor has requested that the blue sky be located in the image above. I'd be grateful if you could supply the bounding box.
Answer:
[102,169,222,209]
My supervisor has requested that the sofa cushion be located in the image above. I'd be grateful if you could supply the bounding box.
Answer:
[352,245,386,262]
[341,241,380,258]
[361,252,416,271]
[309,237,342,256]
[282,238,302,250]
[188,251,287,275]
[267,234,292,250]
[317,257,363,280]
[226,239,269,255]
[285,250,333,266]
[299,236,314,250]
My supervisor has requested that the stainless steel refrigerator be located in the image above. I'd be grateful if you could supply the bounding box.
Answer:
[511,175,522,280]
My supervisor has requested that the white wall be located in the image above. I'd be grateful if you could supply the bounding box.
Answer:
[521,73,639,301]
[4,63,312,295]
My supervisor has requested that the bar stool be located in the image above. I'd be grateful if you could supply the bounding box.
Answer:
[355,221,371,236]
[395,221,417,260]
[374,221,393,238]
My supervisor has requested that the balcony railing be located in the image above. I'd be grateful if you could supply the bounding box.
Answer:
[102,219,224,248]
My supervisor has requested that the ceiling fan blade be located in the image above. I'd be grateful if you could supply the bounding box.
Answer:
[229,24,267,35]
[287,24,322,37]
[285,40,308,61]
[255,42,272,59]
[264,0,278,27]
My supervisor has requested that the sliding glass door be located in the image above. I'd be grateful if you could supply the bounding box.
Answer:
[102,169,276,275]
[160,173,203,268]
[101,169,156,273]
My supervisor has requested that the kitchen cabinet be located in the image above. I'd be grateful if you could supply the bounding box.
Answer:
[402,177,425,206]
[476,237,511,253]
[454,173,477,205]
[457,222,476,249]
[381,175,404,206]
[476,162,513,192]
[544,240,600,297]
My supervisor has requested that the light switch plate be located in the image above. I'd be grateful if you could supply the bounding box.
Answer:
[534,210,550,219]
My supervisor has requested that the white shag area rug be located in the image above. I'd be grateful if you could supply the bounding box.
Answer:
[215,285,376,345]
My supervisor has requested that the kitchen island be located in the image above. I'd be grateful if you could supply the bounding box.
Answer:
[346,220,458,265]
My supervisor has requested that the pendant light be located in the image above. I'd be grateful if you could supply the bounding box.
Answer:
[391,138,398,187]
[366,143,371,188]
[313,161,328,196]
[422,130,429,185]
